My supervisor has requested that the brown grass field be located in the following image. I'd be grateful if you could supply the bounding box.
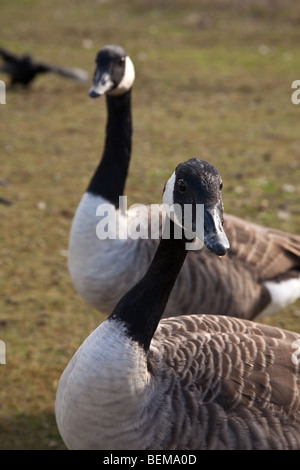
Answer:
[1,0,300,450]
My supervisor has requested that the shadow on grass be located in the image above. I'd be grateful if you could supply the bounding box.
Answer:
[0,412,66,450]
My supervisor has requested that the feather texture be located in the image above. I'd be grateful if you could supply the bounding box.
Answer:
[55,314,300,450]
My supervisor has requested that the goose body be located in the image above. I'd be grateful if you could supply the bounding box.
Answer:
[56,315,300,450]
[68,44,300,320]
[56,159,300,450]
[69,192,162,311]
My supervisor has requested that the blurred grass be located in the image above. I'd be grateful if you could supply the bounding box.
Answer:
[1,0,300,449]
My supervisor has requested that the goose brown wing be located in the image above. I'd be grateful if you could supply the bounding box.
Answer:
[150,315,300,449]
[224,213,300,280]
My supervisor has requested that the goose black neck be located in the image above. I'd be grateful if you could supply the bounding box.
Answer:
[87,90,132,208]
[109,218,189,352]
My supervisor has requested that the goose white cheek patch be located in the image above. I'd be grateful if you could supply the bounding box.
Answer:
[162,172,183,229]
[109,56,135,96]
[162,172,176,209]
[162,172,204,250]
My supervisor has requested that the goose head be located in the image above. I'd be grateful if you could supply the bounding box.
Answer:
[89,44,135,98]
[163,158,230,256]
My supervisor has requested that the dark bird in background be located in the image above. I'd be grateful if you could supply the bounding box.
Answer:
[0,180,12,206]
[0,197,11,206]
[0,47,90,87]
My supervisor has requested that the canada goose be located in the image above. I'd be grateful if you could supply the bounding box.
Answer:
[68,44,300,320]
[0,47,89,87]
[56,159,300,450]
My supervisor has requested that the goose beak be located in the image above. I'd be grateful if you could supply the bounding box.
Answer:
[203,204,230,257]
[89,70,114,98]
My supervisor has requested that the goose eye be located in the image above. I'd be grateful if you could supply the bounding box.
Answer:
[177,179,187,193]
[119,56,125,64]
